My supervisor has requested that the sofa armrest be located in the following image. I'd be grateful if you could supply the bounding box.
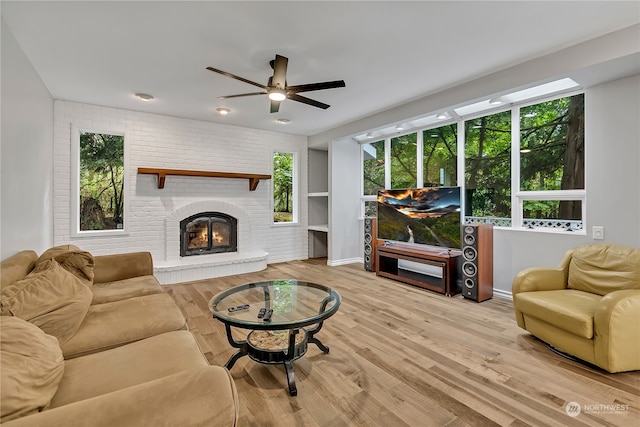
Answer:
[93,252,154,284]
[3,367,238,427]
[594,289,640,373]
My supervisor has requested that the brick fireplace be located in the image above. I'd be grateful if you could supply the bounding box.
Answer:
[154,200,268,284]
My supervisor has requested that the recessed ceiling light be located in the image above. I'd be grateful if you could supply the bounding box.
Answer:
[135,93,154,101]
[276,118,290,124]
[216,107,231,115]
[436,112,451,120]
[489,97,504,105]
[366,132,374,139]
[396,124,405,131]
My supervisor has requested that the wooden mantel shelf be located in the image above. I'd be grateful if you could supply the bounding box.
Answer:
[137,168,271,191]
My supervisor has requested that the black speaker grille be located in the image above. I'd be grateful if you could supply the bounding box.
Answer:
[463,247,477,261]
[463,261,477,276]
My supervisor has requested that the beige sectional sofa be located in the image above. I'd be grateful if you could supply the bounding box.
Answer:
[0,246,238,426]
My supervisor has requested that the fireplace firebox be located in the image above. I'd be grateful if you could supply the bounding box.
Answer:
[180,212,237,257]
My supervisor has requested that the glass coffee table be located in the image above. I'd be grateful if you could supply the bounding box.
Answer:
[209,279,341,396]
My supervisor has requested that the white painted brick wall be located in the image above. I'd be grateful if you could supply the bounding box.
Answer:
[53,100,308,269]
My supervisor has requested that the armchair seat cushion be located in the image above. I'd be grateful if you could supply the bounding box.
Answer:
[515,289,601,339]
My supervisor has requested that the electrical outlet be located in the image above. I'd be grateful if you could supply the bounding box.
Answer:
[592,226,604,240]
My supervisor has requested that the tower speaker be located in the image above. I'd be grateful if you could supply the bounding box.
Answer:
[364,217,378,271]
[460,223,493,302]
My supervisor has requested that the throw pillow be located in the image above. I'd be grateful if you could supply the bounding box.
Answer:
[0,259,92,344]
[37,245,95,286]
[0,316,65,422]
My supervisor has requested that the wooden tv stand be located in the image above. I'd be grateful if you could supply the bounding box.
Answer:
[375,241,461,296]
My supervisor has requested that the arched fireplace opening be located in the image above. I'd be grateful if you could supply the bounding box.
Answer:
[180,212,237,257]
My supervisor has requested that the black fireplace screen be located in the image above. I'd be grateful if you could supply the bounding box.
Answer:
[180,212,237,256]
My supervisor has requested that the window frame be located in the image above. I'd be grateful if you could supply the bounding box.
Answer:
[71,125,129,238]
[272,150,299,226]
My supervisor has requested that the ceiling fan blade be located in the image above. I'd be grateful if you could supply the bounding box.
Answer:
[270,55,288,90]
[287,80,346,93]
[288,93,330,110]
[206,67,267,90]
[218,92,267,99]
[270,100,281,113]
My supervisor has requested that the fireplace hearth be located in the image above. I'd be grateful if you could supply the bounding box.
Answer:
[180,212,237,257]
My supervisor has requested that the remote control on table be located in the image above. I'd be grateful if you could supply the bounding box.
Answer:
[262,309,273,322]
[257,308,267,318]
[228,304,250,313]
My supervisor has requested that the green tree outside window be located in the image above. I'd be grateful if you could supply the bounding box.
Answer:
[79,132,124,231]
[273,152,294,223]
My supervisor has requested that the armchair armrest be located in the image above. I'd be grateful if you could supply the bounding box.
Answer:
[512,267,568,296]
[594,289,640,373]
[512,267,568,329]
[92,252,154,284]
[3,367,239,427]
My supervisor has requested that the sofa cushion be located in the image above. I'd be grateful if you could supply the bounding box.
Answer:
[0,316,65,422]
[37,245,95,286]
[60,293,187,359]
[568,244,640,296]
[51,330,208,407]
[0,259,92,344]
[514,289,601,339]
[91,275,163,305]
[0,250,38,292]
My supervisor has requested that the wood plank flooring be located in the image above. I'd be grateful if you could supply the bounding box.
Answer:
[163,259,639,427]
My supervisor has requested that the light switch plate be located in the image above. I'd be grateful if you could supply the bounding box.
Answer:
[592,226,604,240]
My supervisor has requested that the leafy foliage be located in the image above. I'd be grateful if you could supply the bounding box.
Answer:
[273,152,293,222]
[390,133,417,188]
[79,132,124,230]
[465,111,512,218]
[423,124,457,187]
[363,140,385,195]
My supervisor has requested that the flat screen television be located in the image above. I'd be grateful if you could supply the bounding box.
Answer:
[377,187,461,249]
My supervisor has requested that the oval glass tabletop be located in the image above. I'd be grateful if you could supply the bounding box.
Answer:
[209,279,341,329]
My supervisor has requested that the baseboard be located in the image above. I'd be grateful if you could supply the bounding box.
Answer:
[327,257,363,267]
[493,288,513,300]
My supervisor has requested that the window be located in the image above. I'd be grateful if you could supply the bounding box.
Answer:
[73,128,127,235]
[390,133,417,189]
[519,94,584,191]
[516,94,585,230]
[422,125,457,187]
[464,111,511,222]
[273,151,296,223]
[359,83,585,233]
[362,140,385,217]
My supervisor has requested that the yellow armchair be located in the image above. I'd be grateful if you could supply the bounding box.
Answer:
[512,243,640,373]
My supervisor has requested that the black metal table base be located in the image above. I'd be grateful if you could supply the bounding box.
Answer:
[223,323,329,396]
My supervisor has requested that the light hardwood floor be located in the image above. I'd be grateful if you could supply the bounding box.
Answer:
[164,259,639,427]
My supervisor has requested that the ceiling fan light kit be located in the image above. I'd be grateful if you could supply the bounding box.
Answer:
[207,54,345,113]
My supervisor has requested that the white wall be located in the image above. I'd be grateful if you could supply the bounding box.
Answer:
[1,19,54,259]
[52,101,308,265]
[328,138,361,265]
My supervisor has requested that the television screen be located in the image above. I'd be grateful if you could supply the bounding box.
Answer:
[377,187,461,249]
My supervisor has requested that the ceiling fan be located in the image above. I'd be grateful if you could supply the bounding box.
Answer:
[206,54,345,113]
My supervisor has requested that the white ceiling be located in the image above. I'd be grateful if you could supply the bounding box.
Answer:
[2,1,639,137]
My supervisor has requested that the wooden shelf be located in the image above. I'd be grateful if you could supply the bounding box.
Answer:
[137,168,271,191]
